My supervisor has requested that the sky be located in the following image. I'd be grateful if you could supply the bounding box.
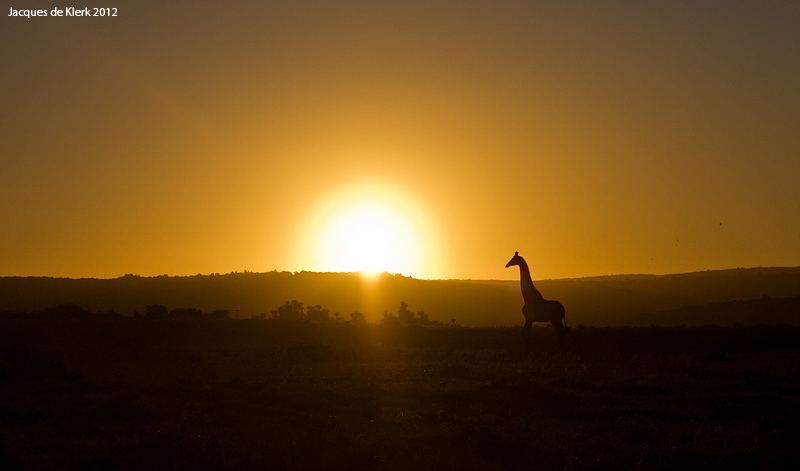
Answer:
[2,0,799,280]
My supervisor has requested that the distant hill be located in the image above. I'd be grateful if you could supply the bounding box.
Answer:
[624,295,800,327]
[538,267,800,326]
[1,267,800,326]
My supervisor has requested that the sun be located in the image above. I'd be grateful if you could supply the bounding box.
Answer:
[317,201,419,276]
[292,182,442,278]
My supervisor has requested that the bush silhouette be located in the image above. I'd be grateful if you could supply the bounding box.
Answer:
[380,301,432,327]
[269,301,343,323]
[145,304,169,319]
[270,300,305,321]
[207,310,231,320]
[305,304,331,323]
[349,311,366,324]
[169,308,203,319]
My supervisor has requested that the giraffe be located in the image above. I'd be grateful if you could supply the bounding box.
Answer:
[505,251,573,349]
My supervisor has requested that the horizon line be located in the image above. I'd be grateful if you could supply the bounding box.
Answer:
[2,266,799,282]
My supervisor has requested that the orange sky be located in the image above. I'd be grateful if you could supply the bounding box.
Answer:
[3,1,799,280]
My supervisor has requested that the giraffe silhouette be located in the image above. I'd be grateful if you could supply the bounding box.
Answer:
[506,252,573,350]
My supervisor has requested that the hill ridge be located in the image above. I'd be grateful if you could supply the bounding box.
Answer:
[2,267,800,326]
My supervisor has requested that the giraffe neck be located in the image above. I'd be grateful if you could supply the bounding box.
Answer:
[517,260,543,302]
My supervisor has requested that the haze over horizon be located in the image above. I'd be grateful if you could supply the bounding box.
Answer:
[3,1,799,281]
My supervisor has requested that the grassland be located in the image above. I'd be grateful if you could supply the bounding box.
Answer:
[2,320,799,470]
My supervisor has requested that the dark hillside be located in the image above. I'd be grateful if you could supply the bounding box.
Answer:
[625,295,800,327]
[1,267,799,326]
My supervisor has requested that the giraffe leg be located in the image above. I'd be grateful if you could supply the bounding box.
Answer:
[553,321,566,347]
[565,325,575,340]
[556,321,575,348]
[523,319,532,353]
[560,311,575,342]
[554,302,575,345]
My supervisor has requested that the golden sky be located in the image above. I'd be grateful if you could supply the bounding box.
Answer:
[3,1,799,280]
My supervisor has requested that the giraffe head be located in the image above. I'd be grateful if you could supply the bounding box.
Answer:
[505,251,524,268]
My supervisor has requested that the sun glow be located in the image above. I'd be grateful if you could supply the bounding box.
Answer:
[293,182,443,278]
[317,201,418,276]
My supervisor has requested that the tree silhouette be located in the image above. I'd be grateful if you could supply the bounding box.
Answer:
[349,311,366,324]
[145,304,169,319]
[381,309,399,327]
[306,304,330,323]
[36,304,95,320]
[397,301,414,325]
[169,308,202,319]
[270,300,305,321]
[207,309,231,320]
[380,301,431,327]
[269,301,341,322]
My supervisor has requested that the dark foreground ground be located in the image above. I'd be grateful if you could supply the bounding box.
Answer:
[1,320,799,470]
